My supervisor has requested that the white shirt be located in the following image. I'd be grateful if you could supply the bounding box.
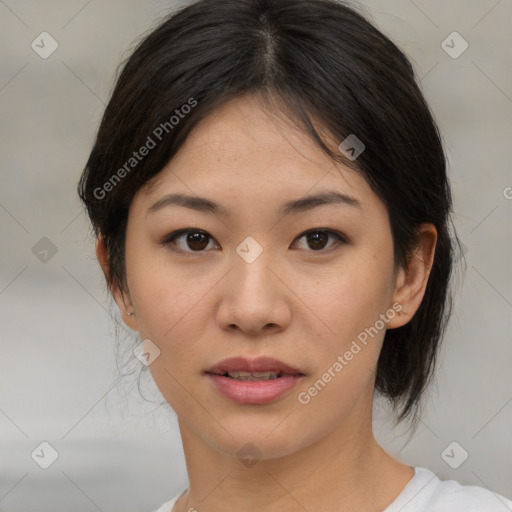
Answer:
[153,466,512,512]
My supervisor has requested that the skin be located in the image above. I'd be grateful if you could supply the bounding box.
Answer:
[97,93,437,512]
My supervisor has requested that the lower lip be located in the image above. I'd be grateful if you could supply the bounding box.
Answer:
[207,374,303,404]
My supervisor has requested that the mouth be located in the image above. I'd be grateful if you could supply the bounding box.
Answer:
[211,370,290,381]
[206,356,305,379]
[205,356,305,404]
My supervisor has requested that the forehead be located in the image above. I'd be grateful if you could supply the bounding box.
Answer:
[137,94,378,216]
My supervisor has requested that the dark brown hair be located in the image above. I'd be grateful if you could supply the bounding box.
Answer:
[78,0,460,424]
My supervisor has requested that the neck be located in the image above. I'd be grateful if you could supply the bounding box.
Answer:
[173,401,413,512]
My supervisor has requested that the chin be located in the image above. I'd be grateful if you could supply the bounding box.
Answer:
[202,418,317,462]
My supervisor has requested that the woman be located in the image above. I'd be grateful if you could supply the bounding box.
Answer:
[78,0,512,510]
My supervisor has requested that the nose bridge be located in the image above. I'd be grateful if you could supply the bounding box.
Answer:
[233,237,277,303]
[216,236,290,334]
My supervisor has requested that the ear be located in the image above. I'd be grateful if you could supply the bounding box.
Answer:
[387,223,437,329]
[95,236,139,331]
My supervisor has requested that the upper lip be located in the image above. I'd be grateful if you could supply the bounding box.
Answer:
[207,356,304,376]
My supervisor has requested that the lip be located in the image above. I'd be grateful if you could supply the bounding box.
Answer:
[206,356,305,405]
[207,356,303,375]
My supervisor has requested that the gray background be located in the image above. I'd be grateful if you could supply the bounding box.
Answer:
[0,0,511,511]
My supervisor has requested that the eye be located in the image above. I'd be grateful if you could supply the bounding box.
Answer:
[292,229,346,252]
[160,229,219,255]
[160,228,346,256]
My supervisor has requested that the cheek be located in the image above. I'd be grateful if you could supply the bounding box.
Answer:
[126,239,212,338]
[295,270,391,423]
[296,252,395,407]
[130,262,211,408]
[133,286,215,375]
[305,252,395,340]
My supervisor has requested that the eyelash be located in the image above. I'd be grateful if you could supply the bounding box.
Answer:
[159,228,347,256]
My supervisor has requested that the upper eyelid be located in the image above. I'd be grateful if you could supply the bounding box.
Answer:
[161,228,215,244]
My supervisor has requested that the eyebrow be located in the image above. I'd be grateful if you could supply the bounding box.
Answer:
[147,190,362,217]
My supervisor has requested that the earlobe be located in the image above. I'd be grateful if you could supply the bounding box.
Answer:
[95,236,139,331]
[387,223,437,329]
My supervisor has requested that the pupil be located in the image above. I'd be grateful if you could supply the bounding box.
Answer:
[188,233,208,251]
[307,232,327,250]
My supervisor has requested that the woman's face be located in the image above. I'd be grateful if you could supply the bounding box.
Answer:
[114,94,417,460]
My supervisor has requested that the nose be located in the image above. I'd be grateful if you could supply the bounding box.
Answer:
[215,248,292,337]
